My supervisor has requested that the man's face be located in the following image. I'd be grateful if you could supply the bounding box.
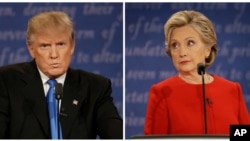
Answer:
[28,29,75,78]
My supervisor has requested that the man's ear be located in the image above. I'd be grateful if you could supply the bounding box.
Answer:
[27,45,35,58]
[70,42,75,55]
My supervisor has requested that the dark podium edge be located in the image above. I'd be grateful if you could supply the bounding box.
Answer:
[130,134,229,139]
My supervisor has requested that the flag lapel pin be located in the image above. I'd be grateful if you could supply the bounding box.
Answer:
[72,99,78,106]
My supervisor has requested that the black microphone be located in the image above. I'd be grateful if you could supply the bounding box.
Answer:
[197,63,205,75]
[55,83,63,100]
[55,83,63,138]
[197,63,208,134]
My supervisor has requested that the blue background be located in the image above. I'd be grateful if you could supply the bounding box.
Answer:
[0,2,123,120]
[125,3,250,139]
[1,2,250,139]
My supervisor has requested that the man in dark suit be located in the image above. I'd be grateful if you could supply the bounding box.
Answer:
[0,11,123,139]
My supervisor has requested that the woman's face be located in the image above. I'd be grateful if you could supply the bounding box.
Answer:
[169,25,211,74]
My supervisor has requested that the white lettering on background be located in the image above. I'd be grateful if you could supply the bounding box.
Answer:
[0,7,15,16]
[126,112,145,127]
[126,41,166,57]
[0,47,30,66]
[0,30,26,41]
[83,4,114,15]
[23,3,76,18]
[126,91,148,104]
[126,70,156,80]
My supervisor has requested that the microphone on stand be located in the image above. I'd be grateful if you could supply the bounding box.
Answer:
[55,83,63,139]
[197,63,205,75]
[197,63,208,134]
[55,83,63,100]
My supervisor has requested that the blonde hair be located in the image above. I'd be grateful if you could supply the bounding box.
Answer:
[26,11,75,45]
[164,10,217,68]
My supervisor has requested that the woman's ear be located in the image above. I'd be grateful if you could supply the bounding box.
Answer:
[205,45,212,58]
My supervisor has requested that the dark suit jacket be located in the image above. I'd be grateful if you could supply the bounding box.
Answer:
[0,61,123,139]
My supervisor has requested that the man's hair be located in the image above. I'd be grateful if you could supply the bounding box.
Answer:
[26,11,75,46]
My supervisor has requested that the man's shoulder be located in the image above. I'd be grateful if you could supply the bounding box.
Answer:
[0,61,32,74]
[68,68,110,83]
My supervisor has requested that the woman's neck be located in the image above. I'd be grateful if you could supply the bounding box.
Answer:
[178,72,213,84]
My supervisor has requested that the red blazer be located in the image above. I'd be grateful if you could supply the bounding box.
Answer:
[144,75,250,135]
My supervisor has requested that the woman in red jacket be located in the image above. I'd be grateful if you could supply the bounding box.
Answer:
[144,10,250,135]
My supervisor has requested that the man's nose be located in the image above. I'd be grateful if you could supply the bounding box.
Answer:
[50,46,58,59]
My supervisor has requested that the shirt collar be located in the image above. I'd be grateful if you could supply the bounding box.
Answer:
[37,66,66,85]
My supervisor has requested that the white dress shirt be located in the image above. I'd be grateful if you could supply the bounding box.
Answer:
[37,67,66,108]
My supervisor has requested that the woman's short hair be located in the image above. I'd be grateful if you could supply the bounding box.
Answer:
[26,11,75,46]
[164,10,217,68]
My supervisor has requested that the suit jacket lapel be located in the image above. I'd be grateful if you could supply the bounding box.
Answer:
[19,62,89,138]
[20,61,50,137]
[60,69,89,138]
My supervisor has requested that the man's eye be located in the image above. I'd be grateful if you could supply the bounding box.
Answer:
[57,42,66,47]
[40,44,50,48]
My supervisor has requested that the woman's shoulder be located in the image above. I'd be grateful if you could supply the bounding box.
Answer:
[151,75,180,88]
[213,75,237,84]
[212,74,240,87]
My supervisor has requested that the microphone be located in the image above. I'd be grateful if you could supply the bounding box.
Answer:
[197,63,205,75]
[55,83,63,138]
[197,63,208,134]
[55,83,63,100]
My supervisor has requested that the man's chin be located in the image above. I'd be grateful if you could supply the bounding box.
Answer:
[47,70,65,78]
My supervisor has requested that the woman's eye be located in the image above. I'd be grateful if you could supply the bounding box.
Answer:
[187,40,195,46]
[171,42,178,49]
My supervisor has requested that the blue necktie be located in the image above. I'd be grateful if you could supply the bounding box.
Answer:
[47,79,63,139]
